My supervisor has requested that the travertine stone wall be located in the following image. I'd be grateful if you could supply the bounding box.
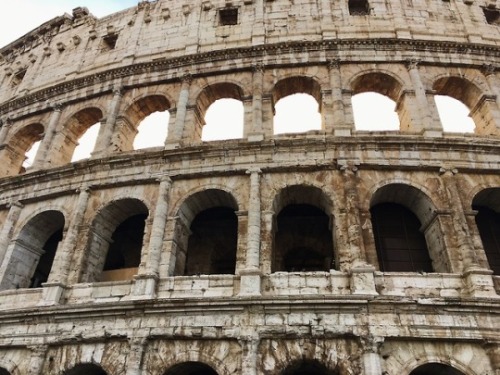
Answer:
[0,0,499,374]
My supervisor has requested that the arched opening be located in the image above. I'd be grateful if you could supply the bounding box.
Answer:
[472,188,500,275]
[370,184,445,272]
[72,122,100,162]
[173,189,238,276]
[272,185,334,273]
[433,76,492,135]
[195,83,244,142]
[124,95,170,151]
[371,203,432,272]
[3,123,44,175]
[409,363,465,375]
[0,367,11,375]
[55,107,102,165]
[163,362,219,375]
[202,98,244,141]
[83,199,149,283]
[0,210,65,290]
[272,77,323,134]
[434,95,475,133]
[352,92,400,131]
[281,359,338,375]
[133,110,170,149]
[351,72,402,131]
[63,363,108,375]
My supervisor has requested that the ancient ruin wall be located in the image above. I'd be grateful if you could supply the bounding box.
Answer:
[0,0,499,374]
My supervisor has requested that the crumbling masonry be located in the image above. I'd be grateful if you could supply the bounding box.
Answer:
[0,0,499,374]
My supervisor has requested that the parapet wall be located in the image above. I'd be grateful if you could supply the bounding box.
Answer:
[0,1,499,375]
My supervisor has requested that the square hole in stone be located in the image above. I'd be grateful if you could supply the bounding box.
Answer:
[219,8,238,26]
[349,0,370,15]
[483,7,500,25]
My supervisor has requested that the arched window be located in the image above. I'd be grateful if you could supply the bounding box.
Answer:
[350,72,402,131]
[281,360,338,375]
[371,203,432,272]
[195,83,245,142]
[2,123,44,176]
[83,199,148,283]
[434,95,475,133]
[272,185,334,273]
[370,184,444,272]
[202,98,244,141]
[163,362,219,375]
[64,363,108,375]
[123,95,171,151]
[433,76,493,135]
[409,363,465,375]
[0,210,64,290]
[272,77,323,135]
[352,92,400,131]
[173,189,238,276]
[53,107,103,165]
[472,188,500,275]
[133,110,170,149]
[273,93,322,135]
[72,122,100,162]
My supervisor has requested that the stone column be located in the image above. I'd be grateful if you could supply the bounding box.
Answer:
[240,338,259,375]
[485,342,500,375]
[328,60,351,136]
[483,64,500,108]
[340,164,378,295]
[252,0,265,45]
[240,168,262,296]
[405,60,442,136]
[246,65,265,141]
[133,176,172,298]
[32,104,63,169]
[359,336,384,375]
[27,345,48,375]
[166,74,192,147]
[439,168,497,298]
[0,117,12,145]
[0,201,23,269]
[126,337,147,375]
[92,86,123,157]
[42,187,90,304]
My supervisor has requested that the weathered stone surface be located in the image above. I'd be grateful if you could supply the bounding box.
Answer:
[0,0,498,374]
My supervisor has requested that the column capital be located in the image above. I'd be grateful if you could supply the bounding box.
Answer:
[482,63,497,76]
[246,167,262,175]
[112,85,125,97]
[76,185,92,194]
[327,59,341,70]
[439,166,458,176]
[252,63,265,73]
[7,201,24,209]
[405,58,421,71]
[180,73,193,84]
[50,102,64,112]
[0,117,12,127]
[360,335,384,354]
[157,175,173,185]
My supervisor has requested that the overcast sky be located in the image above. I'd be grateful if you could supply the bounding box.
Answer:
[0,1,138,48]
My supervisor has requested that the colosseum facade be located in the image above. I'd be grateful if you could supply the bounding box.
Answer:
[0,0,499,374]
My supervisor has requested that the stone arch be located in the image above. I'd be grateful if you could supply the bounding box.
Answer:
[163,362,219,375]
[62,363,108,375]
[350,71,404,131]
[472,187,500,275]
[433,75,496,135]
[369,183,448,272]
[192,82,245,140]
[408,362,467,375]
[271,76,323,133]
[0,368,9,375]
[172,188,239,276]
[280,359,339,375]
[151,348,236,375]
[0,210,65,290]
[1,122,44,175]
[271,185,335,272]
[81,198,149,283]
[116,94,172,151]
[51,107,103,166]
